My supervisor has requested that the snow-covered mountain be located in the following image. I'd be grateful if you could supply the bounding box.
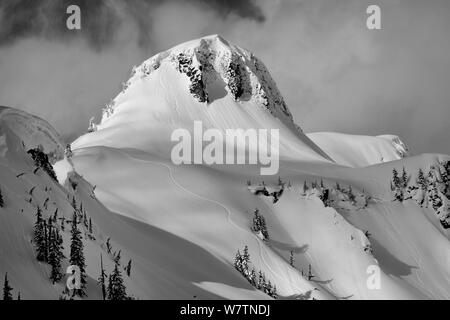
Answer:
[0,36,449,300]
[73,35,331,163]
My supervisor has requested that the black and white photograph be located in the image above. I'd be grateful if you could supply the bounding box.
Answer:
[0,0,449,306]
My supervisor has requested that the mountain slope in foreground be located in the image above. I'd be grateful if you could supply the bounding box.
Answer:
[0,36,449,299]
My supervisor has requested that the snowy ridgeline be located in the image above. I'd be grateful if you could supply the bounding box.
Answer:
[249,163,450,233]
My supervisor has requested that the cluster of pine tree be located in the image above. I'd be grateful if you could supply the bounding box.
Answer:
[388,163,450,228]
[404,161,450,229]
[69,212,87,297]
[390,167,410,201]
[33,207,65,283]
[252,209,269,240]
[107,263,128,300]
[303,179,332,206]
[98,254,130,300]
[234,246,277,299]
[33,202,91,297]
[27,148,58,182]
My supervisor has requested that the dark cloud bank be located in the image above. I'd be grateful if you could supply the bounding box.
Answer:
[0,0,449,155]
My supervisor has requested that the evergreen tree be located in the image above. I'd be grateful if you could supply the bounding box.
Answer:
[272,285,278,299]
[392,168,404,201]
[17,292,20,300]
[33,207,47,262]
[242,246,250,275]
[106,238,112,254]
[60,216,65,231]
[392,168,401,188]
[260,215,269,240]
[303,181,308,194]
[234,249,243,273]
[2,273,13,301]
[53,208,58,223]
[65,144,73,159]
[71,196,77,211]
[0,187,4,207]
[308,264,315,281]
[417,169,428,190]
[265,280,273,295]
[27,148,58,182]
[257,271,264,290]
[348,185,356,204]
[69,212,86,297]
[114,250,121,265]
[98,254,107,300]
[401,167,410,188]
[252,209,269,240]
[107,263,127,300]
[43,219,49,262]
[125,260,132,277]
[249,269,257,286]
[49,227,65,283]
[89,218,93,234]
[83,210,88,228]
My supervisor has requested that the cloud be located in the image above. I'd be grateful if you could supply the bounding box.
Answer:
[0,0,449,155]
[0,0,264,48]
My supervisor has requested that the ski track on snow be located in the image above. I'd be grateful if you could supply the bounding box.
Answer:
[115,150,285,290]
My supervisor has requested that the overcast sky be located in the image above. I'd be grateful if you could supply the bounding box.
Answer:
[0,0,449,155]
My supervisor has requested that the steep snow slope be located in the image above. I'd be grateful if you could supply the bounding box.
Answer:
[73,35,331,163]
[308,132,409,167]
[0,107,269,299]
[66,144,450,299]
[0,106,65,162]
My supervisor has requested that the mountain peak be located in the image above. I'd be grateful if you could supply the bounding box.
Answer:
[121,35,293,119]
[76,36,331,163]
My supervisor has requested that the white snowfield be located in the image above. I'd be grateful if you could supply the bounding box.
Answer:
[0,36,449,300]
[0,107,65,162]
[308,132,409,167]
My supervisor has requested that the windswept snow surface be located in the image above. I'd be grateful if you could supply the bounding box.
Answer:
[1,36,449,300]
[0,106,65,162]
[308,132,410,167]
